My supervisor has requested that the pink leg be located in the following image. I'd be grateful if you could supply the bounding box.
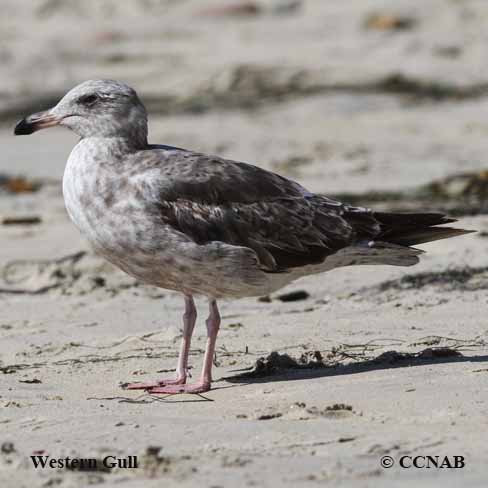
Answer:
[149,298,221,394]
[124,295,197,390]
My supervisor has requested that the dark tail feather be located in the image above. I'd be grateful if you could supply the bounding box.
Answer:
[383,226,474,247]
[374,212,475,247]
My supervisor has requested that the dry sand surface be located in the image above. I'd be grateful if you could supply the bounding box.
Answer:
[1,1,488,487]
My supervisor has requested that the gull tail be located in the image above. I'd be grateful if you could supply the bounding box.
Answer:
[373,212,475,247]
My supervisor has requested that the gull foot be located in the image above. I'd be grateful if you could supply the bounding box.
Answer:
[123,377,186,390]
[148,382,210,395]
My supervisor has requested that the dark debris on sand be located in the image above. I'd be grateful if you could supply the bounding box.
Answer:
[374,348,462,364]
[238,350,331,378]
[329,170,488,217]
[375,267,488,294]
[0,174,41,194]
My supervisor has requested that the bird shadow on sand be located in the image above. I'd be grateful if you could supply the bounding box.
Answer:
[221,348,488,385]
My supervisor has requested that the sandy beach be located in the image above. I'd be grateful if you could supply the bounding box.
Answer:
[1,1,488,487]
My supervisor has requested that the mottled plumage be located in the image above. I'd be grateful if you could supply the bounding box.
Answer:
[14,79,473,394]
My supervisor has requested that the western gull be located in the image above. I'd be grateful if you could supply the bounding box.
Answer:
[14,80,473,394]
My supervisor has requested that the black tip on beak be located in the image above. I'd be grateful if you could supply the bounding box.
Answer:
[14,110,60,136]
[14,118,36,135]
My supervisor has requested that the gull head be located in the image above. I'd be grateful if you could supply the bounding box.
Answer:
[14,79,148,147]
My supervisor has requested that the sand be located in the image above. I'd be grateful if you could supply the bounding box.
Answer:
[1,1,487,487]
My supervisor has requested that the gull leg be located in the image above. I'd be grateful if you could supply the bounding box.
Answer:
[149,298,220,394]
[124,295,197,390]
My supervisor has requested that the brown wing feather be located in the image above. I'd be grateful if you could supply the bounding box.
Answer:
[158,198,359,271]
[149,151,381,271]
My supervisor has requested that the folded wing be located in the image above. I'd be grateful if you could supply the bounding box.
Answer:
[133,150,381,272]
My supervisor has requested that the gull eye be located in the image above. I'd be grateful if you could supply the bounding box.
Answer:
[77,93,99,106]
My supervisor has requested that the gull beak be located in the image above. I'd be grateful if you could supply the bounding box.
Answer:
[14,110,60,135]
